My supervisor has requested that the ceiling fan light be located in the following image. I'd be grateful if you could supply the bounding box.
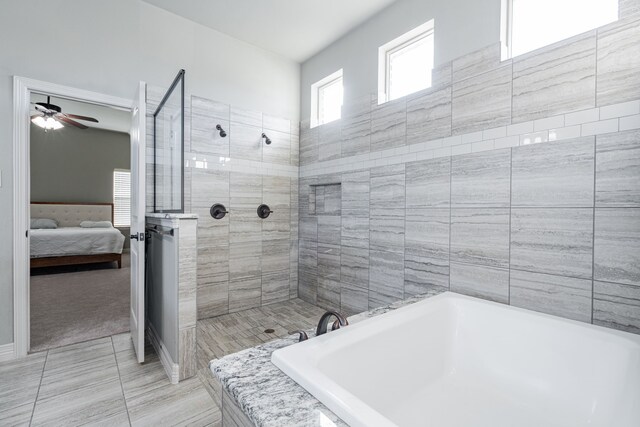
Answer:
[31,115,63,130]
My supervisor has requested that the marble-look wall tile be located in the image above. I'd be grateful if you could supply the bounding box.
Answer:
[229,123,262,162]
[261,239,290,274]
[290,132,300,166]
[341,245,370,290]
[512,137,595,207]
[512,31,596,122]
[263,115,290,133]
[619,0,640,17]
[262,270,289,306]
[318,121,342,161]
[342,171,370,217]
[191,96,230,157]
[404,209,450,296]
[262,130,291,165]
[369,249,404,308]
[300,216,317,241]
[452,43,502,82]
[197,282,228,319]
[370,217,404,253]
[300,124,318,166]
[317,277,341,311]
[450,262,509,303]
[452,63,512,135]
[230,106,261,127]
[510,270,592,322]
[406,87,452,145]
[406,157,451,210]
[229,277,261,313]
[341,95,372,157]
[432,61,453,88]
[318,215,341,246]
[450,208,510,268]
[341,282,369,316]
[511,208,594,279]
[594,208,640,286]
[178,327,197,380]
[593,280,640,334]
[597,17,640,106]
[320,184,342,215]
[370,164,405,217]
[451,149,511,208]
[595,130,640,207]
[370,98,406,151]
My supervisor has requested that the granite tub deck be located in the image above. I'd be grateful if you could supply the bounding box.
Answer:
[210,290,444,427]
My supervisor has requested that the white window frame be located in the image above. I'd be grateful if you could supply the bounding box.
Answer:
[378,19,435,105]
[113,168,131,228]
[310,69,343,128]
[500,0,618,60]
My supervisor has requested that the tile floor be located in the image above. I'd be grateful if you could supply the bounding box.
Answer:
[0,298,327,427]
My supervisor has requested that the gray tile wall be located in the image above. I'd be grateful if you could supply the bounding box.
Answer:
[178,95,299,319]
[297,12,640,333]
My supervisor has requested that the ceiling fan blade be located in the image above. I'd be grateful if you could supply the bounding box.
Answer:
[61,113,99,123]
[56,115,88,129]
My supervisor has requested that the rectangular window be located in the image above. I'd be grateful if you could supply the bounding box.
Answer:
[113,169,131,227]
[379,20,434,104]
[311,69,343,128]
[502,0,618,59]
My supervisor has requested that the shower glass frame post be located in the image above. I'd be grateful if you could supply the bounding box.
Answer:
[153,69,185,214]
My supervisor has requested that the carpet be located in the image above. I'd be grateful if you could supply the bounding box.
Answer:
[30,254,130,352]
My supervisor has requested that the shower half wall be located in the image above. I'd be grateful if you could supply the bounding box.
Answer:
[147,87,300,319]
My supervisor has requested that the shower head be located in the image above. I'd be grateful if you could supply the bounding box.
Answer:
[262,133,272,145]
[216,124,227,138]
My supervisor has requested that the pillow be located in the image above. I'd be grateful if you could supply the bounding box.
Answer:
[30,218,58,229]
[80,220,113,228]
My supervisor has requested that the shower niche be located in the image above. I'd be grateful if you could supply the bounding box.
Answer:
[309,183,342,216]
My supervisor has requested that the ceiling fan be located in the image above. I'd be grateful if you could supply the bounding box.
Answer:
[31,96,99,131]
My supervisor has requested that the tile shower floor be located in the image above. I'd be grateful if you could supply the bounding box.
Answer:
[0,298,327,426]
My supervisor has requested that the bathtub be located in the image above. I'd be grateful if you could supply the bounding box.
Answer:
[271,292,640,427]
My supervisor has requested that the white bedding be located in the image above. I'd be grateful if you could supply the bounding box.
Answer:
[30,227,125,258]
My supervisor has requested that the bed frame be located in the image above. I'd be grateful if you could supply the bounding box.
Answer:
[30,202,123,269]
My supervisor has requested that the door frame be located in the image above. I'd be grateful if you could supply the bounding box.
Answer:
[12,76,133,358]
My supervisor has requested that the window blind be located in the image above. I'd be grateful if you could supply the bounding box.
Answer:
[113,170,131,227]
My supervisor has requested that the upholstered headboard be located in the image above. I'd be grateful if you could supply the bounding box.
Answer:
[31,202,114,227]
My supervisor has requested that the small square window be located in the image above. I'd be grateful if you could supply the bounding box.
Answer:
[379,20,434,104]
[311,69,343,128]
[501,0,618,59]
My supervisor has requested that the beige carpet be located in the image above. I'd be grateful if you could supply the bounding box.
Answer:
[30,254,130,352]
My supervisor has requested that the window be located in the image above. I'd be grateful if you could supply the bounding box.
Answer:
[113,169,131,227]
[378,20,434,104]
[502,0,618,59]
[311,69,343,128]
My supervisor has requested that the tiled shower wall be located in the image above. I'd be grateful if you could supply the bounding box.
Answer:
[298,13,640,333]
[146,89,300,319]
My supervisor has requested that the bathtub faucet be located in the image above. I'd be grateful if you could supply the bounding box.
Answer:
[316,311,349,336]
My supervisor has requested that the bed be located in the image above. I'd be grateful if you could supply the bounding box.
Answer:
[30,202,126,269]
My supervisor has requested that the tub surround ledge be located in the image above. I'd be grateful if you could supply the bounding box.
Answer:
[210,289,445,427]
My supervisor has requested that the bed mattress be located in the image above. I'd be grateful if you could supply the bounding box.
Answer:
[30,227,125,258]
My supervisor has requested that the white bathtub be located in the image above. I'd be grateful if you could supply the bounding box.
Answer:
[272,292,640,427]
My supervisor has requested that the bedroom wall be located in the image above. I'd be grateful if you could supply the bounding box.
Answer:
[0,1,300,346]
[30,126,130,204]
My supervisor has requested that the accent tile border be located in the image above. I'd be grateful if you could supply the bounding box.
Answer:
[300,99,640,178]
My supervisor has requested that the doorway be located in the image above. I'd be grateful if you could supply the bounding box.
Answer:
[12,77,139,358]
[28,93,132,352]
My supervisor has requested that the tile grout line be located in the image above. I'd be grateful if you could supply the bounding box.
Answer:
[111,337,133,427]
[591,138,597,324]
[508,148,513,305]
[29,349,49,426]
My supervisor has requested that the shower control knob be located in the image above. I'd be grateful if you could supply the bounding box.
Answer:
[210,203,228,220]
[257,204,273,219]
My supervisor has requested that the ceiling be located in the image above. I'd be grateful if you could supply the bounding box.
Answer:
[31,94,131,134]
[143,0,399,62]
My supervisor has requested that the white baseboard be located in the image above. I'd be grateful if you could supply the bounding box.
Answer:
[0,342,16,362]
[147,324,179,384]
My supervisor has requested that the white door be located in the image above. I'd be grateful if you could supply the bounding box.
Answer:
[130,81,147,363]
